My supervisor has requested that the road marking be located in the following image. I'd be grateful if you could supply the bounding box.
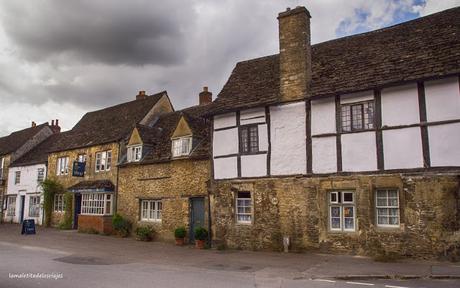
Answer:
[313,279,336,283]
[346,281,375,286]
[385,285,409,288]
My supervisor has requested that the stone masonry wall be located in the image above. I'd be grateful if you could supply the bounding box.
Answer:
[212,173,460,258]
[117,159,210,242]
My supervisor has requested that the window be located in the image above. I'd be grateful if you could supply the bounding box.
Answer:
[7,196,16,216]
[172,137,192,157]
[140,200,162,221]
[37,168,45,183]
[54,194,65,212]
[0,157,4,180]
[341,101,374,132]
[329,191,355,232]
[128,145,143,162]
[376,189,400,227]
[56,156,69,175]
[236,192,252,224]
[14,171,21,184]
[95,150,112,172]
[240,125,259,154]
[29,196,40,217]
[81,193,112,215]
[77,154,87,163]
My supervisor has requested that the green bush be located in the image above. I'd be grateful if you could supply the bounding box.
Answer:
[174,227,186,239]
[58,192,73,230]
[40,179,65,227]
[136,226,154,241]
[194,227,208,241]
[112,213,131,237]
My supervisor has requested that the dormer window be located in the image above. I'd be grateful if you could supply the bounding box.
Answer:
[172,137,192,158]
[127,145,143,163]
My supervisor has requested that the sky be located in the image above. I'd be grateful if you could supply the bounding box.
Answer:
[0,0,459,135]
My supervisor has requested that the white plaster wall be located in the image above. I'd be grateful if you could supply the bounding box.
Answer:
[341,90,374,104]
[270,102,307,175]
[214,157,238,179]
[311,98,336,135]
[240,108,265,125]
[381,84,420,126]
[429,122,460,167]
[383,127,423,169]
[5,164,46,225]
[258,124,268,151]
[213,113,236,129]
[241,154,266,177]
[213,128,238,156]
[342,132,377,172]
[425,77,460,122]
[312,136,337,173]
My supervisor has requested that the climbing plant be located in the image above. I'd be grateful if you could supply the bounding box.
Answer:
[58,192,73,230]
[41,179,65,227]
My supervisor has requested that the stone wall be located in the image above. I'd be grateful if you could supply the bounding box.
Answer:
[117,159,210,242]
[212,173,460,258]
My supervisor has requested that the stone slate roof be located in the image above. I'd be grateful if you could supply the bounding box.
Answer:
[209,7,460,115]
[49,92,166,152]
[68,180,115,192]
[9,133,62,167]
[0,123,49,157]
[121,104,211,165]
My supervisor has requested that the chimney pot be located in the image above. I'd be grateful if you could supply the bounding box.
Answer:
[51,120,55,126]
[136,90,147,100]
[31,121,36,127]
[199,86,212,106]
[56,119,59,126]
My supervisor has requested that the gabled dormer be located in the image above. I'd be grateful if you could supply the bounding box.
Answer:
[171,115,194,158]
[126,127,144,163]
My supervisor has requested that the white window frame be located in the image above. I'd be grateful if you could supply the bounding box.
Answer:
[14,171,21,185]
[77,154,87,163]
[0,157,4,180]
[56,156,69,176]
[376,189,400,228]
[172,137,192,158]
[28,195,41,218]
[236,192,252,224]
[95,150,112,172]
[128,145,143,162]
[328,191,356,232]
[54,194,65,212]
[140,200,162,222]
[37,168,45,183]
[7,196,16,216]
[81,193,112,215]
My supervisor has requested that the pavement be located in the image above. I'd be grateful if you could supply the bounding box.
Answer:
[0,223,459,288]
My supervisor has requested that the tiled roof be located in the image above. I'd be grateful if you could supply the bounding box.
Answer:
[209,7,460,115]
[0,123,49,156]
[9,133,61,167]
[49,92,166,152]
[121,104,211,165]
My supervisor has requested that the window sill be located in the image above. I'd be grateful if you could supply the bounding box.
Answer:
[375,225,404,233]
[139,220,162,223]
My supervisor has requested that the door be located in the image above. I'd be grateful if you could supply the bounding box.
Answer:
[189,197,205,243]
[19,195,25,223]
[73,194,82,229]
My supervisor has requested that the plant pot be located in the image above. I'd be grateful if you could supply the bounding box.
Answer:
[195,239,205,249]
[175,238,185,246]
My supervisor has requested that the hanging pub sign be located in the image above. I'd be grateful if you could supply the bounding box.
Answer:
[72,161,86,177]
[21,219,36,235]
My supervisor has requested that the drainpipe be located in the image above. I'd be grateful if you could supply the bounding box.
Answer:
[114,141,121,214]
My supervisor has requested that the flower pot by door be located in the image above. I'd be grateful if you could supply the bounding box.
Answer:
[175,238,185,246]
[195,239,205,249]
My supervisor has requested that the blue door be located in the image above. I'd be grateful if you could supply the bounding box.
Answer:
[189,197,205,243]
[73,194,82,229]
[19,195,25,223]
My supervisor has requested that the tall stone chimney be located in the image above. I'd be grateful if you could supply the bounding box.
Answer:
[278,6,312,102]
[136,90,147,100]
[199,86,212,105]
[50,119,61,133]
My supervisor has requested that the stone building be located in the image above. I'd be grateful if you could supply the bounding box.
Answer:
[117,88,211,242]
[47,91,174,233]
[207,6,460,258]
[0,121,60,222]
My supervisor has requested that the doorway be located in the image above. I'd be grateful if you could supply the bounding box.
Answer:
[73,193,82,229]
[189,197,205,243]
[19,195,25,223]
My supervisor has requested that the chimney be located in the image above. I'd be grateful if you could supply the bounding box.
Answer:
[50,119,61,133]
[136,90,147,100]
[278,6,312,102]
[31,121,36,127]
[199,86,212,105]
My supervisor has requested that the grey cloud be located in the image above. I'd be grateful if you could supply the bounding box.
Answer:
[0,0,194,66]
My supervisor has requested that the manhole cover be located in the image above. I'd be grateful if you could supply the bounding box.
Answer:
[54,256,110,265]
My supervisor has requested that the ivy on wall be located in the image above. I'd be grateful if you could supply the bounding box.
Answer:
[40,179,65,227]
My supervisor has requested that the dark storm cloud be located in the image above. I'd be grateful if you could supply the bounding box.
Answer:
[0,0,193,66]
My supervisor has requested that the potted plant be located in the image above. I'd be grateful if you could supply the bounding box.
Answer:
[194,227,208,249]
[112,213,131,237]
[174,227,186,246]
[135,226,154,241]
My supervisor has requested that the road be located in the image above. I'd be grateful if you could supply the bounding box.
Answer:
[1,241,459,288]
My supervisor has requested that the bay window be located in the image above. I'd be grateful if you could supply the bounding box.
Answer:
[81,193,112,215]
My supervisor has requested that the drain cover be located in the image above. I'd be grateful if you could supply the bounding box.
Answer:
[54,256,110,265]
